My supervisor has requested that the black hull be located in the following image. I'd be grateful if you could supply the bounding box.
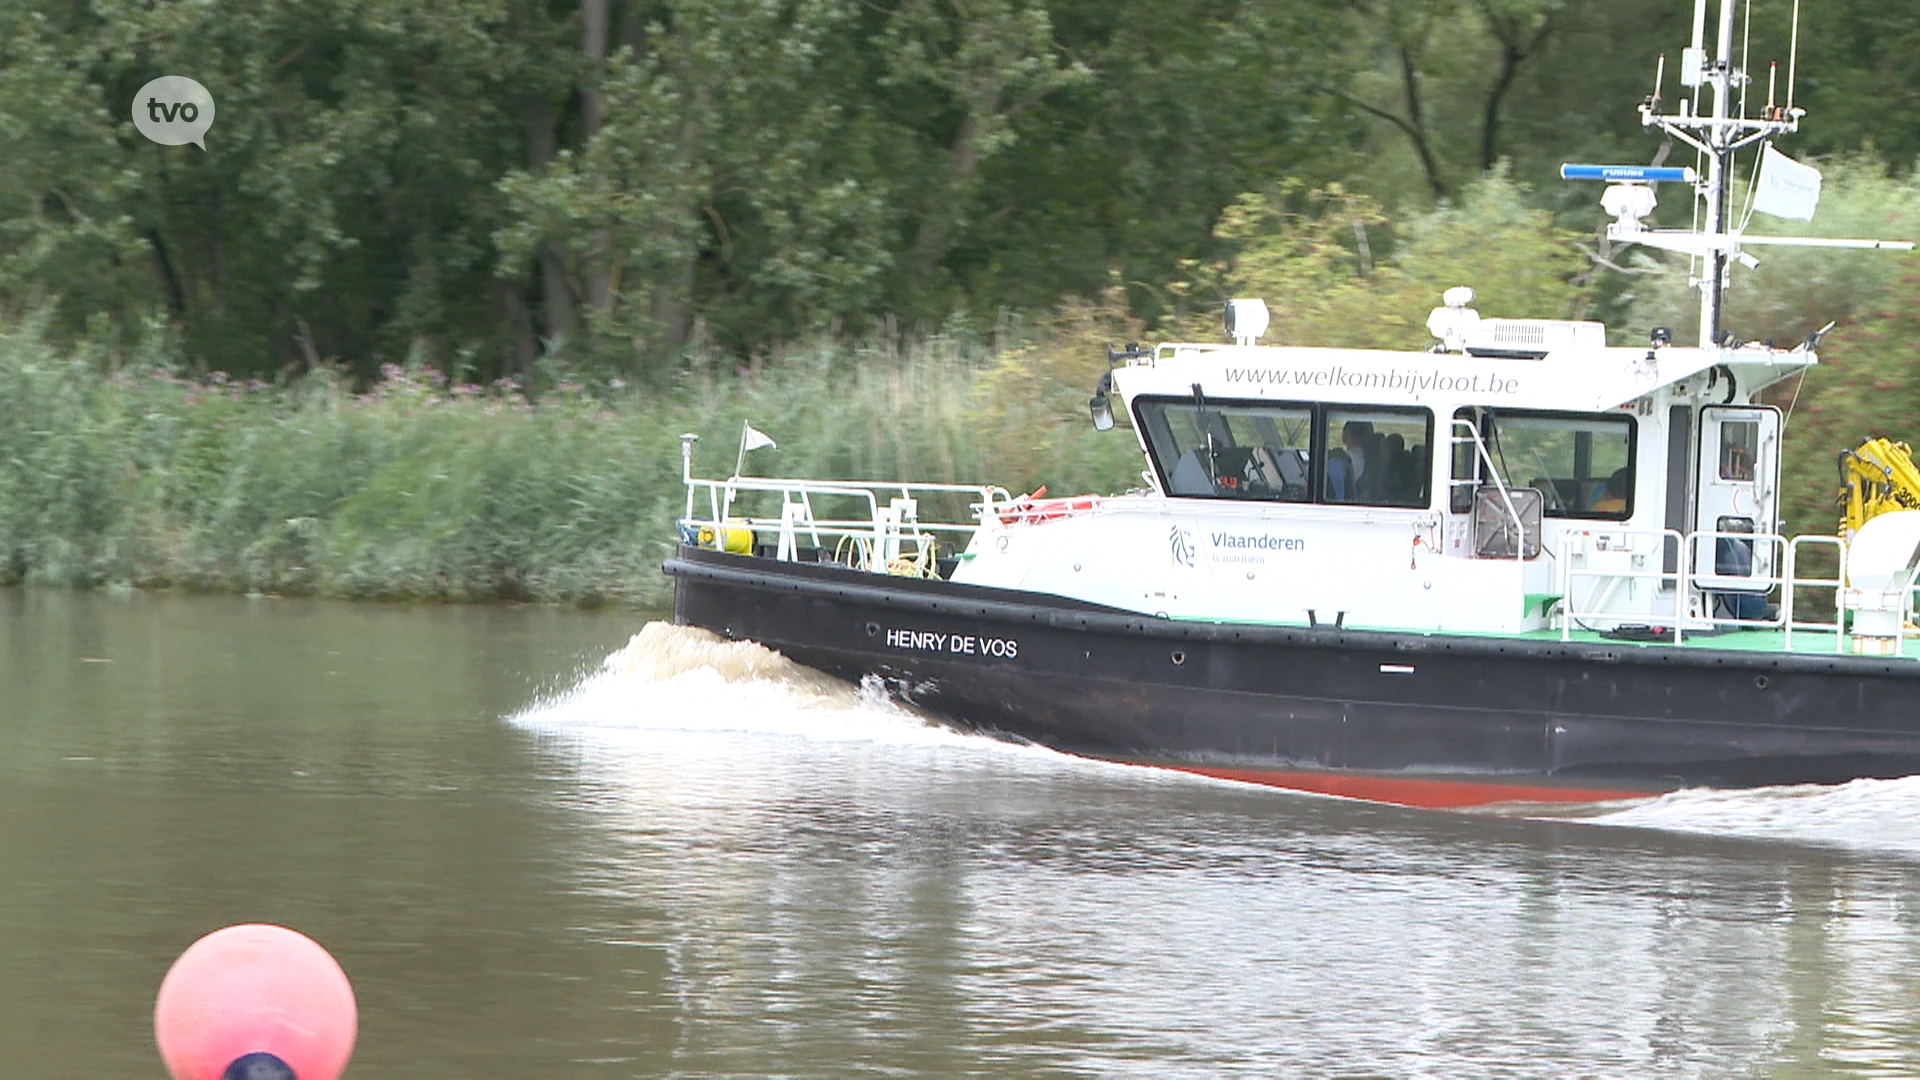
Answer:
[665,546,1920,807]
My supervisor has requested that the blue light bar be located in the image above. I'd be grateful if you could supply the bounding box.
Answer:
[1560,163,1696,183]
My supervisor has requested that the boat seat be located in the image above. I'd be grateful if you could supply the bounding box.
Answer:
[1401,442,1430,504]
[1325,448,1355,500]
[1356,434,1388,500]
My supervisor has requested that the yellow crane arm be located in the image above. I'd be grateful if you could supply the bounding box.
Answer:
[1839,437,1920,538]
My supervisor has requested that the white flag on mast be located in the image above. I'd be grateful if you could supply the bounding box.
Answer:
[1753,145,1822,222]
[742,424,777,451]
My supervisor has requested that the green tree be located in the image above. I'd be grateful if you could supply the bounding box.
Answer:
[1337,0,1689,208]
[975,0,1366,322]
[1794,0,1920,172]
[498,0,1368,366]
[1197,170,1589,349]
[2,0,575,379]
[500,0,1097,365]
[5,0,1914,386]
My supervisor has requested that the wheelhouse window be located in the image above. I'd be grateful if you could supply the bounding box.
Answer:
[1463,408,1636,520]
[1136,397,1314,501]
[1134,397,1432,508]
[1324,407,1432,508]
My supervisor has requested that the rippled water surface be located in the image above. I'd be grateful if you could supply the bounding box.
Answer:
[6,588,1920,1077]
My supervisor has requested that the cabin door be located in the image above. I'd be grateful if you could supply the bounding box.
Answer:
[1692,405,1780,590]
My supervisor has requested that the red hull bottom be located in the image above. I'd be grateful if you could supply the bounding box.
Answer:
[1156,763,1654,809]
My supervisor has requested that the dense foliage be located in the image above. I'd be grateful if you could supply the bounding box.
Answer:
[7,0,1915,381]
[4,0,1920,603]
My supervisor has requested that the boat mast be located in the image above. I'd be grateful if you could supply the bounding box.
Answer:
[1569,3,1911,344]
[1646,0,1796,348]
[1698,0,1736,347]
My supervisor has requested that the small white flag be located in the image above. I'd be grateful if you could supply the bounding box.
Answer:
[742,424,777,451]
[1753,145,1822,222]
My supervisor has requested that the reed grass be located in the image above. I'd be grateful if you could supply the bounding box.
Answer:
[0,314,1142,607]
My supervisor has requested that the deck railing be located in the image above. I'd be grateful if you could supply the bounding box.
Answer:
[679,435,1009,574]
[1556,527,1691,642]
[1782,535,1851,652]
[1556,527,1852,650]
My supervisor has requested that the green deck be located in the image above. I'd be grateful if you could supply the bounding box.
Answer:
[1509,626,1918,658]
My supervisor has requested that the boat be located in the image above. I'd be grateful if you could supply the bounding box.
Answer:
[663,2,1919,809]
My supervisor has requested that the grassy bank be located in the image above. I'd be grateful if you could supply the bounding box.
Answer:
[0,314,1140,607]
[9,286,1920,610]
[10,291,1920,610]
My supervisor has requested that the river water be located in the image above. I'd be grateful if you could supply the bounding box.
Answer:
[6,589,1920,1078]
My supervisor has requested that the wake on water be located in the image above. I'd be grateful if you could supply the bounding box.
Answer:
[513,623,1920,858]
[510,621,1021,752]
[1573,776,1920,857]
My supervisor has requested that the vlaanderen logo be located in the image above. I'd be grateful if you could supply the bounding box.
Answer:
[132,76,215,150]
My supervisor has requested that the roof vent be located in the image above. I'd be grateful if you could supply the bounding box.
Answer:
[1464,319,1606,359]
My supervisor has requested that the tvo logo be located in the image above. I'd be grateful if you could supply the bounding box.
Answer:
[132,76,216,149]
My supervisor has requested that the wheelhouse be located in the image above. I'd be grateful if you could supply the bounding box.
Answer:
[940,293,1822,638]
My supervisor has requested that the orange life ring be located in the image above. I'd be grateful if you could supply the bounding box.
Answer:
[998,487,1103,526]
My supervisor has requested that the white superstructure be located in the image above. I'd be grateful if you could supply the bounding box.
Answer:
[951,297,1811,637]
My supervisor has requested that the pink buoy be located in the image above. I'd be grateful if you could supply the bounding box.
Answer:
[154,924,357,1080]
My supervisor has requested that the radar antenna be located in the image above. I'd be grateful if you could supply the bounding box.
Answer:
[1562,0,1914,348]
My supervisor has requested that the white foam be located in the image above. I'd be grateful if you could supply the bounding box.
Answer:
[1574,775,1920,856]
[511,621,1013,750]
